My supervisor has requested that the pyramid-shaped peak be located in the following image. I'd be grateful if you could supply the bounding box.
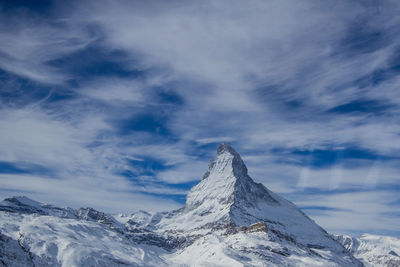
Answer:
[202,143,248,180]
[181,143,280,229]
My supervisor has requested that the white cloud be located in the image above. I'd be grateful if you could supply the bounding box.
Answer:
[295,191,400,235]
[1,0,400,235]
[0,106,186,212]
[0,174,180,213]
[78,0,361,89]
[157,160,210,184]
[0,107,95,169]
[68,0,400,157]
[0,14,94,84]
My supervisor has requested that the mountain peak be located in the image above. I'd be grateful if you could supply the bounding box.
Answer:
[0,196,49,215]
[4,196,41,206]
[217,142,236,155]
[0,150,364,266]
[202,142,248,180]
[181,143,280,228]
[157,143,350,254]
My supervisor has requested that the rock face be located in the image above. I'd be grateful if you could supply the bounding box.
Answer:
[182,142,280,227]
[156,144,347,248]
[0,143,366,266]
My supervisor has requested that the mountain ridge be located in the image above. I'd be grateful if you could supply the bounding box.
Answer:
[0,143,369,266]
[333,234,400,267]
[155,143,343,251]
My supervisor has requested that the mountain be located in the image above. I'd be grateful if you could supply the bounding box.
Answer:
[333,234,400,267]
[0,143,365,266]
[0,196,76,218]
[156,143,344,246]
[0,197,166,266]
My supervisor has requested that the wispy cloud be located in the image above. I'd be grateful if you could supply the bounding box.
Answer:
[1,0,400,235]
[0,174,181,213]
[296,190,400,236]
[0,8,95,84]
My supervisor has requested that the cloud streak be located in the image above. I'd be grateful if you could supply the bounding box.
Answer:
[0,0,400,235]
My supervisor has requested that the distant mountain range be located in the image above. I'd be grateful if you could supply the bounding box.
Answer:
[0,143,398,266]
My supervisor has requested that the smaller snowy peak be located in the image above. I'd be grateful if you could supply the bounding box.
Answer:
[333,234,400,267]
[75,207,123,229]
[0,196,124,222]
[1,196,78,218]
[127,210,153,226]
[0,196,124,230]
[332,234,360,253]
[0,196,48,215]
[4,196,41,207]
[115,210,159,233]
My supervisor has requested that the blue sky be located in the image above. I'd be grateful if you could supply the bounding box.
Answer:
[1,0,400,237]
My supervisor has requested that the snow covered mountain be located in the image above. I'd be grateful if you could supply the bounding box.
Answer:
[334,234,400,267]
[0,143,369,266]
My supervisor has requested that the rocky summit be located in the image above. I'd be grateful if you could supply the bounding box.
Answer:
[0,143,393,266]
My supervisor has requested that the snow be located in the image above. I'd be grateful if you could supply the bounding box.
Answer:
[0,143,369,266]
[164,230,357,267]
[155,143,345,252]
[334,233,400,267]
[0,195,76,218]
[6,196,42,208]
[0,212,168,266]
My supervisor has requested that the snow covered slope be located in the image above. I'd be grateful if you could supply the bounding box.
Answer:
[334,234,400,266]
[0,196,76,218]
[0,199,167,266]
[0,143,365,266]
[153,143,362,266]
[156,143,343,248]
